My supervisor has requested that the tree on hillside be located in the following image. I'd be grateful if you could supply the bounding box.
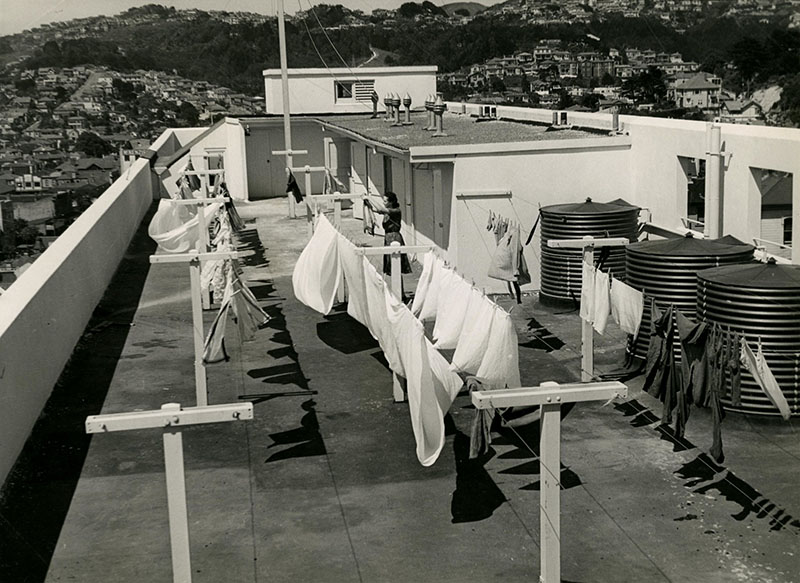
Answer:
[622,66,667,105]
[75,132,113,157]
[778,74,800,126]
[177,102,200,126]
[730,37,766,92]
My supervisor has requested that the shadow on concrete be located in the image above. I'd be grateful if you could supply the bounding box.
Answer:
[266,399,327,463]
[451,430,507,524]
[520,316,565,352]
[316,312,379,354]
[236,227,268,267]
[615,399,800,533]
[0,204,158,583]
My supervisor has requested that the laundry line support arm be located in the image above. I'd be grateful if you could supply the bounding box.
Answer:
[85,402,253,583]
[546,236,629,382]
[471,380,627,583]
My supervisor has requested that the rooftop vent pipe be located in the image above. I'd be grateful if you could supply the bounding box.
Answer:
[370,90,379,118]
[391,94,402,126]
[432,94,447,137]
[402,93,413,125]
[424,95,435,131]
[384,94,392,122]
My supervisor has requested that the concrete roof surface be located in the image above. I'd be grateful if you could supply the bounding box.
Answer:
[320,112,609,151]
[0,199,798,583]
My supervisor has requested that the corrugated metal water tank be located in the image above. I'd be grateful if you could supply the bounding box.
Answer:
[539,198,639,306]
[626,234,754,361]
[697,261,800,416]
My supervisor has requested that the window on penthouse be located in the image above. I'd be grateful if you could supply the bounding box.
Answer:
[335,81,354,101]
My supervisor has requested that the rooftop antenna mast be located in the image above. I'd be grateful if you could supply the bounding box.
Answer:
[274,0,307,218]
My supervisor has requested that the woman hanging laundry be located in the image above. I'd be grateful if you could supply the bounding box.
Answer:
[364,191,412,277]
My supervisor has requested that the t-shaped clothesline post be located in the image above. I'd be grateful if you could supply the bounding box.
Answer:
[471,380,628,583]
[546,235,629,382]
[355,243,434,402]
[85,401,254,583]
[150,249,255,406]
[272,149,309,218]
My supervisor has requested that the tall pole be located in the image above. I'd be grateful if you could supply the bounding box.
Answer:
[704,123,722,239]
[277,0,296,218]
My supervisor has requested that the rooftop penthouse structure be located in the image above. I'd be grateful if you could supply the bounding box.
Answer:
[1,66,799,582]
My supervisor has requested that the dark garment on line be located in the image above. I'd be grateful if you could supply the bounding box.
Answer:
[675,311,709,438]
[643,300,671,399]
[728,331,742,407]
[286,171,303,203]
[703,324,727,463]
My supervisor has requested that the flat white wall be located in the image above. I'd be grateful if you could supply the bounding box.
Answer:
[444,140,633,292]
[0,158,154,486]
[264,66,437,114]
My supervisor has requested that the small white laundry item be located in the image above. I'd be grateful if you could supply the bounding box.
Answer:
[411,251,436,316]
[363,258,404,376]
[337,235,371,329]
[579,260,595,323]
[475,307,521,390]
[385,293,463,466]
[417,256,446,321]
[740,339,791,421]
[432,273,473,349]
[610,278,644,336]
[148,199,223,253]
[450,288,495,375]
[592,269,611,335]
[292,214,342,316]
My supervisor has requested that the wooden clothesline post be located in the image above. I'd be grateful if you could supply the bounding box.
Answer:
[471,380,628,583]
[85,402,253,583]
[355,243,434,402]
[546,235,629,382]
[150,249,255,407]
[272,149,309,218]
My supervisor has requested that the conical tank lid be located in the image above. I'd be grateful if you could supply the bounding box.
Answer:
[698,261,800,288]
[628,233,754,257]
[541,197,640,215]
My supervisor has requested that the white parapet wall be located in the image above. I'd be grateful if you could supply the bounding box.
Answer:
[0,158,155,486]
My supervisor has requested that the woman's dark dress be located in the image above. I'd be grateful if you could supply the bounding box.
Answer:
[382,206,412,275]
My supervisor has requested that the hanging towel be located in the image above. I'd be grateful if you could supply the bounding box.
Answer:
[450,288,496,375]
[592,269,611,334]
[337,235,371,329]
[231,271,270,342]
[363,200,375,236]
[579,260,595,323]
[417,256,446,321]
[148,200,223,253]
[432,273,472,349]
[363,259,404,376]
[286,170,303,203]
[292,214,342,316]
[488,223,527,284]
[410,251,436,316]
[740,339,791,420]
[610,278,644,336]
[203,276,233,364]
[475,307,521,389]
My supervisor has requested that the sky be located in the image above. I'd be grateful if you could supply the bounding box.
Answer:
[0,0,506,37]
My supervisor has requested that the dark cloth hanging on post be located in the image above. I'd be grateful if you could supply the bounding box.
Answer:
[675,311,709,438]
[286,170,304,203]
[728,330,742,407]
[703,324,728,463]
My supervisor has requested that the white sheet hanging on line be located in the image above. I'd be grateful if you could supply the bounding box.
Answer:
[475,306,521,390]
[410,251,436,316]
[337,234,371,329]
[363,258,404,376]
[432,272,472,349]
[592,269,611,335]
[148,200,223,254]
[450,287,495,375]
[292,214,342,315]
[417,256,446,321]
[610,277,644,336]
[385,288,463,466]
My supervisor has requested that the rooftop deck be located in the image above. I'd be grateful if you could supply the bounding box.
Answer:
[318,112,609,151]
[1,198,799,583]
